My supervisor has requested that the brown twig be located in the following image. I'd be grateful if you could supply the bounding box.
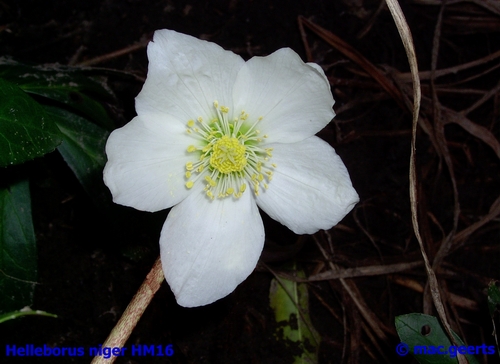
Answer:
[396,48,500,83]
[306,261,423,281]
[76,39,149,67]
[90,257,164,364]
[428,0,461,274]
[298,16,408,112]
[384,0,467,362]
[313,236,393,341]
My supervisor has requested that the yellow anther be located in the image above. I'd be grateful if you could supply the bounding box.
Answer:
[182,104,274,200]
[209,136,247,174]
[204,175,217,187]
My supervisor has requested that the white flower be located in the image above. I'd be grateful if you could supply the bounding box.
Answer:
[103,29,359,307]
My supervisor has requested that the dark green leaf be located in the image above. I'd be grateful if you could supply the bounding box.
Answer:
[488,281,500,317]
[395,313,480,364]
[0,78,62,167]
[43,106,109,201]
[0,58,116,130]
[487,281,500,354]
[0,178,37,314]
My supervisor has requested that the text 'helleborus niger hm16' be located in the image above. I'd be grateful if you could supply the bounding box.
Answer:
[103,29,359,308]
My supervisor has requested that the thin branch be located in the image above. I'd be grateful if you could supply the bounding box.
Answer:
[90,257,164,364]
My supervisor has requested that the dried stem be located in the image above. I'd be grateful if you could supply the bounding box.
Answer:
[90,257,164,364]
[384,0,467,362]
[75,40,149,66]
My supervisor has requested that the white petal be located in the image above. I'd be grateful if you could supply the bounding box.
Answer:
[256,137,358,234]
[136,29,245,122]
[233,48,335,144]
[160,188,264,307]
[103,114,193,212]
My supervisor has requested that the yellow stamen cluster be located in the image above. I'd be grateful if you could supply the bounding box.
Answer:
[209,136,247,174]
[183,100,276,199]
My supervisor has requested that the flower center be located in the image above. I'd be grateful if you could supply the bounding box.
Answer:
[209,136,247,174]
[183,101,276,200]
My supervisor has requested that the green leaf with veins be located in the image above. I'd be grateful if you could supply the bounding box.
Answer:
[0,178,37,314]
[0,78,62,167]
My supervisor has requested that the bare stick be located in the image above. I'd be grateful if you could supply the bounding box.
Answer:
[76,40,149,67]
[384,0,466,362]
[90,257,164,364]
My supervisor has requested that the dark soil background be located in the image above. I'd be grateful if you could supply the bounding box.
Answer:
[1,0,500,363]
